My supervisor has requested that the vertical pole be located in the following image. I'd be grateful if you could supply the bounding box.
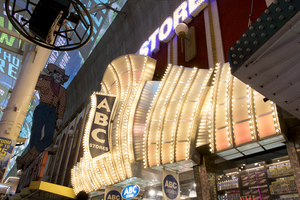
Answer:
[194,156,217,200]
[0,43,51,179]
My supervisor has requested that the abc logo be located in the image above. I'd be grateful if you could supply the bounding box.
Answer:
[163,175,179,199]
[106,190,122,200]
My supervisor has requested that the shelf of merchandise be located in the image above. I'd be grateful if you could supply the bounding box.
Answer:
[217,157,299,200]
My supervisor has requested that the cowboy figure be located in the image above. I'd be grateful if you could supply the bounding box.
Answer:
[17,63,69,170]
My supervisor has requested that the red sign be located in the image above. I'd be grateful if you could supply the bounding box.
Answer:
[16,151,48,193]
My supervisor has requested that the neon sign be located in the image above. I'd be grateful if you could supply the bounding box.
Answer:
[139,0,208,56]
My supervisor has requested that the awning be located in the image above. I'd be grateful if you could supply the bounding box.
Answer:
[13,181,76,200]
[228,0,300,119]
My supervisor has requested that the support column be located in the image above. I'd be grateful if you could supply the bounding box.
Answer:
[0,43,50,173]
[286,141,300,195]
[194,156,217,200]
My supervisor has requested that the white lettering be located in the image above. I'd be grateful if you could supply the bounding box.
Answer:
[94,112,108,126]
[91,128,106,143]
[189,0,207,17]
[139,0,207,55]
[97,98,111,112]
[159,17,174,42]
[173,1,191,29]
[139,41,149,56]
[149,28,160,53]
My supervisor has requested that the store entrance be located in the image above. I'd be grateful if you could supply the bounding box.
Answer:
[216,147,299,200]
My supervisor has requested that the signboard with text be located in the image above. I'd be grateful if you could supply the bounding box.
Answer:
[105,187,123,200]
[121,185,140,199]
[89,94,116,158]
[162,169,180,200]
[0,137,15,170]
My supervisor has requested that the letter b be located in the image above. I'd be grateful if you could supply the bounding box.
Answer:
[94,112,108,126]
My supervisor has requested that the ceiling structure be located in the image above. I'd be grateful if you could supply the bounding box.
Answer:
[228,0,300,119]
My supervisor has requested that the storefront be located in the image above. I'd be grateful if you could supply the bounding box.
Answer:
[9,0,300,199]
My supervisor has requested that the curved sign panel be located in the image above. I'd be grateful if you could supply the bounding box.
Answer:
[88,94,116,158]
[121,185,140,199]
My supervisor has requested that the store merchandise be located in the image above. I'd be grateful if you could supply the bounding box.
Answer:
[267,162,293,178]
[239,195,255,200]
[218,178,239,190]
[241,170,266,187]
[269,178,297,194]
[218,190,240,200]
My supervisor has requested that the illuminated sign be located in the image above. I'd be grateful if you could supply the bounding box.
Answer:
[162,169,180,200]
[139,0,208,56]
[121,185,140,199]
[106,190,122,200]
[88,94,116,158]
[163,175,179,199]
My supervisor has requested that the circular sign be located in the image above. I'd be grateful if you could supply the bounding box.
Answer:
[163,174,179,199]
[106,190,122,200]
[121,185,140,199]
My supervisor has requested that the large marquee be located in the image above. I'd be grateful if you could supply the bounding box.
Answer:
[71,55,284,193]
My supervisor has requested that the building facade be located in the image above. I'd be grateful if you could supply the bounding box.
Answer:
[8,0,300,200]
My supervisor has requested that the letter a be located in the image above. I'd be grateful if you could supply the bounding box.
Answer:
[97,98,111,112]
[165,180,169,187]
[94,112,108,126]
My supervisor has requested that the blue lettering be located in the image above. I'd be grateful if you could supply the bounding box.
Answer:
[0,59,5,74]
[8,63,18,79]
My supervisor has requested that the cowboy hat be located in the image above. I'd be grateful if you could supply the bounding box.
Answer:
[47,63,69,83]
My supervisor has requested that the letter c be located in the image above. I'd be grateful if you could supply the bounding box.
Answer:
[173,182,177,189]
[91,128,106,143]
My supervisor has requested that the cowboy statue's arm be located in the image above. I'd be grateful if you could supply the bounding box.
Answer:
[56,87,67,128]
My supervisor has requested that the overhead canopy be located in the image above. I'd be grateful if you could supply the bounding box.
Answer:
[13,181,76,200]
[228,0,300,119]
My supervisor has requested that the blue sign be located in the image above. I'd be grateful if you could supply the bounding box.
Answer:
[106,190,122,200]
[121,185,140,199]
[163,174,179,199]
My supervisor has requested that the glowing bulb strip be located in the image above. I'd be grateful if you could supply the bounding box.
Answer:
[99,158,112,185]
[100,82,109,94]
[270,101,281,133]
[86,159,98,191]
[119,55,134,178]
[89,160,102,189]
[82,93,97,159]
[93,159,105,186]
[105,154,119,183]
[127,56,149,163]
[73,165,80,194]
[82,159,93,192]
[157,66,183,166]
[143,64,172,168]
[246,84,257,141]
[183,68,213,160]
[170,68,197,163]
[71,168,78,194]
[109,62,127,181]
[225,68,233,147]
[209,63,221,153]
